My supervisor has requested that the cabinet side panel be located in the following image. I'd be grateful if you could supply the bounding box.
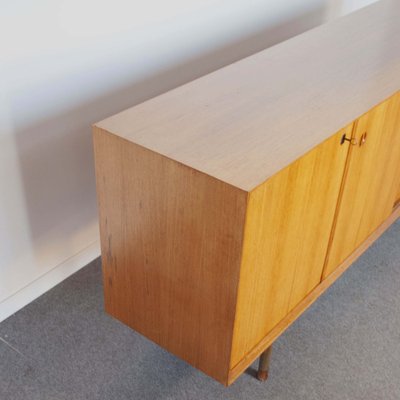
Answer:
[93,128,247,384]
[230,127,351,368]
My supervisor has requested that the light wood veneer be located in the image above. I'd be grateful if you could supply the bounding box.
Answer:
[93,0,400,386]
[323,93,400,278]
[230,126,352,368]
[93,130,247,383]
[96,0,400,191]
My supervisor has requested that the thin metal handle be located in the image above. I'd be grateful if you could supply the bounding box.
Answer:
[341,133,358,146]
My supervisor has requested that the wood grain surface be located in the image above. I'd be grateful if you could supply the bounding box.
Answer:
[96,1,400,191]
[229,126,352,368]
[227,206,400,385]
[395,182,400,207]
[93,128,248,384]
[92,0,400,385]
[323,92,400,278]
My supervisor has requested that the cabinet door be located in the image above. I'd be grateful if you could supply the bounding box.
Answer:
[230,125,352,368]
[323,93,400,278]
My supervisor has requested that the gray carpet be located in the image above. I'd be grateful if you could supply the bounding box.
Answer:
[0,221,399,400]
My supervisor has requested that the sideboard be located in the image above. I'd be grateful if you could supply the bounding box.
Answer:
[93,0,400,386]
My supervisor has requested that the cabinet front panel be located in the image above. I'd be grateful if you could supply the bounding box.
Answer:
[230,126,352,368]
[323,92,400,278]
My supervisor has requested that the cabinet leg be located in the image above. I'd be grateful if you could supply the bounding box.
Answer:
[257,346,272,381]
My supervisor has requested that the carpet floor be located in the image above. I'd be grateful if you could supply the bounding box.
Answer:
[0,220,399,400]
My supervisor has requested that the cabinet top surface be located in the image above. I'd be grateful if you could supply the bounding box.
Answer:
[95,0,400,191]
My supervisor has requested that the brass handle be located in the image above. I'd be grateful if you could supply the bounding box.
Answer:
[359,132,367,146]
[340,133,358,146]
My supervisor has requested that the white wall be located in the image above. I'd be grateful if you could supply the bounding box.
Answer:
[0,0,377,321]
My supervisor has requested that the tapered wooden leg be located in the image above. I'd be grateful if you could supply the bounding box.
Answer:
[257,346,272,381]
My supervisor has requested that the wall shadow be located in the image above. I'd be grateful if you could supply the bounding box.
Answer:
[13,5,327,251]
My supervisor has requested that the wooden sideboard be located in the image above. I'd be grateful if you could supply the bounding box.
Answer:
[93,0,400,386]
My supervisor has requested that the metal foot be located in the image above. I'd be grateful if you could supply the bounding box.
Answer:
[256,346,272,381]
